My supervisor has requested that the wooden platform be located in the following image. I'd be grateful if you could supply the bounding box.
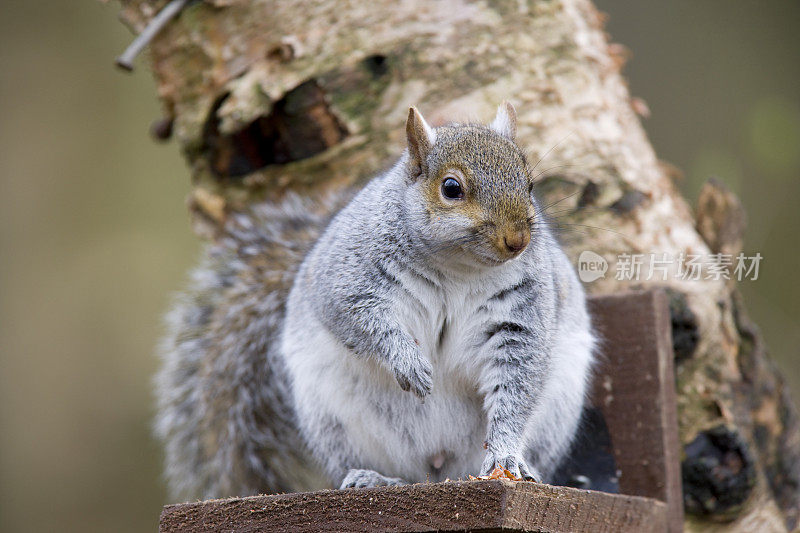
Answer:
[160,479,666,532]
[159,290,683,533]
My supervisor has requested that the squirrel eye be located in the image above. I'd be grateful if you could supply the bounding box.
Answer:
[441,177,464,200]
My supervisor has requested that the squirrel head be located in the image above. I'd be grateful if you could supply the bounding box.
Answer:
[403,102,537,267]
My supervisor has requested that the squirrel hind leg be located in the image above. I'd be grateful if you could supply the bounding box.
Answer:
[340,469,407,489]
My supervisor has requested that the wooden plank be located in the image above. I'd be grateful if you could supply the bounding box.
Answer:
[588,290,684,533]
[159,480,667,533]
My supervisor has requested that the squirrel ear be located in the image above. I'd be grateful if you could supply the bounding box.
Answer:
[406,106,436,173]
[489,101,517,140]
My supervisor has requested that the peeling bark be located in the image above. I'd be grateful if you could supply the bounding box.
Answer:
[118,0,800,530]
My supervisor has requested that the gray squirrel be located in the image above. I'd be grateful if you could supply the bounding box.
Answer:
[156,102,596,500]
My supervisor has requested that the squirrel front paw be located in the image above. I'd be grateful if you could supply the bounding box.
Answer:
[479,450,540,482]
[393,351,433,399]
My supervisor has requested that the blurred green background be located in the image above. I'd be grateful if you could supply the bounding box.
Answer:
[0,1,797,532]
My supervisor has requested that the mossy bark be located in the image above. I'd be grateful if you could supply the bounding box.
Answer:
[119,0,799,530]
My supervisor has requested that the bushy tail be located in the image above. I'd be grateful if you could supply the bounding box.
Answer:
[155,193,344,501]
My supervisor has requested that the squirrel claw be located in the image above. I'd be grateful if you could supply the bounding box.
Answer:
[393,356,432,399]
[480,451,540,482]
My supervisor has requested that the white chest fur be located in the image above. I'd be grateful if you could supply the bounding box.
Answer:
[284,261,529,483]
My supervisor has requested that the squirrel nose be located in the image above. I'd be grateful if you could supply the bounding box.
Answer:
[503,231,530,254]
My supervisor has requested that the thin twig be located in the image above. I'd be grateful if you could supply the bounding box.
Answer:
[116,0,190,72]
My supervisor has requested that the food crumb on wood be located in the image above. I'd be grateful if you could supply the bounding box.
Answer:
[468,465,522,481]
